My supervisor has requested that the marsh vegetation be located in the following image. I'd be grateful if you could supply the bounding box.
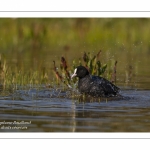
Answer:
[0,18,150,132]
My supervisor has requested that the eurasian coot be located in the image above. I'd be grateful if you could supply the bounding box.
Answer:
[71,66,120,97]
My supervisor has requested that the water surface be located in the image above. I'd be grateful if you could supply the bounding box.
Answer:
[0,86,150,132]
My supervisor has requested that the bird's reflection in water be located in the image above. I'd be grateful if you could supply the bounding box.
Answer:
[74,94,125,103]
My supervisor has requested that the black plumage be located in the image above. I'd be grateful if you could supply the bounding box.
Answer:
[71,66,120,97]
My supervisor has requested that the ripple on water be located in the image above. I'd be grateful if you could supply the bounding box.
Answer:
[0,88,150,132]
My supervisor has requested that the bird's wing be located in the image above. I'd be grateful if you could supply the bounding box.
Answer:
[92,76,120,95]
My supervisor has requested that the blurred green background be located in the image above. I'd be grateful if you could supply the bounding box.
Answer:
[0,18,150,89]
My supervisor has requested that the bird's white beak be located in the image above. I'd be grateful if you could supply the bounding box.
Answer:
[71,68,77,79]
[71,73,77,79]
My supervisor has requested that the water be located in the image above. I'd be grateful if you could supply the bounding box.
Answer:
[0,86,150,132]
[1,18,150,132]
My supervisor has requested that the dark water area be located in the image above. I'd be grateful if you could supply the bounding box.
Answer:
[0,85,150,132]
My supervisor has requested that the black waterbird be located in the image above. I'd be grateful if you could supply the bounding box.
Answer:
[71,66,120,97]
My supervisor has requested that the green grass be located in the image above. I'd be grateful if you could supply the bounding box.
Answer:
[0,54,50,93]
[1,18,150,59]
[0,18,150,93]
[0,50,116,94]
[52,50,111,88]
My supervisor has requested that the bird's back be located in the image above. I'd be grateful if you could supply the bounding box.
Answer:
[78,75,120,97]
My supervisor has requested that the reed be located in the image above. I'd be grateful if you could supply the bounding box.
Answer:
[53,50,118,89]
[0,54,49,94]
